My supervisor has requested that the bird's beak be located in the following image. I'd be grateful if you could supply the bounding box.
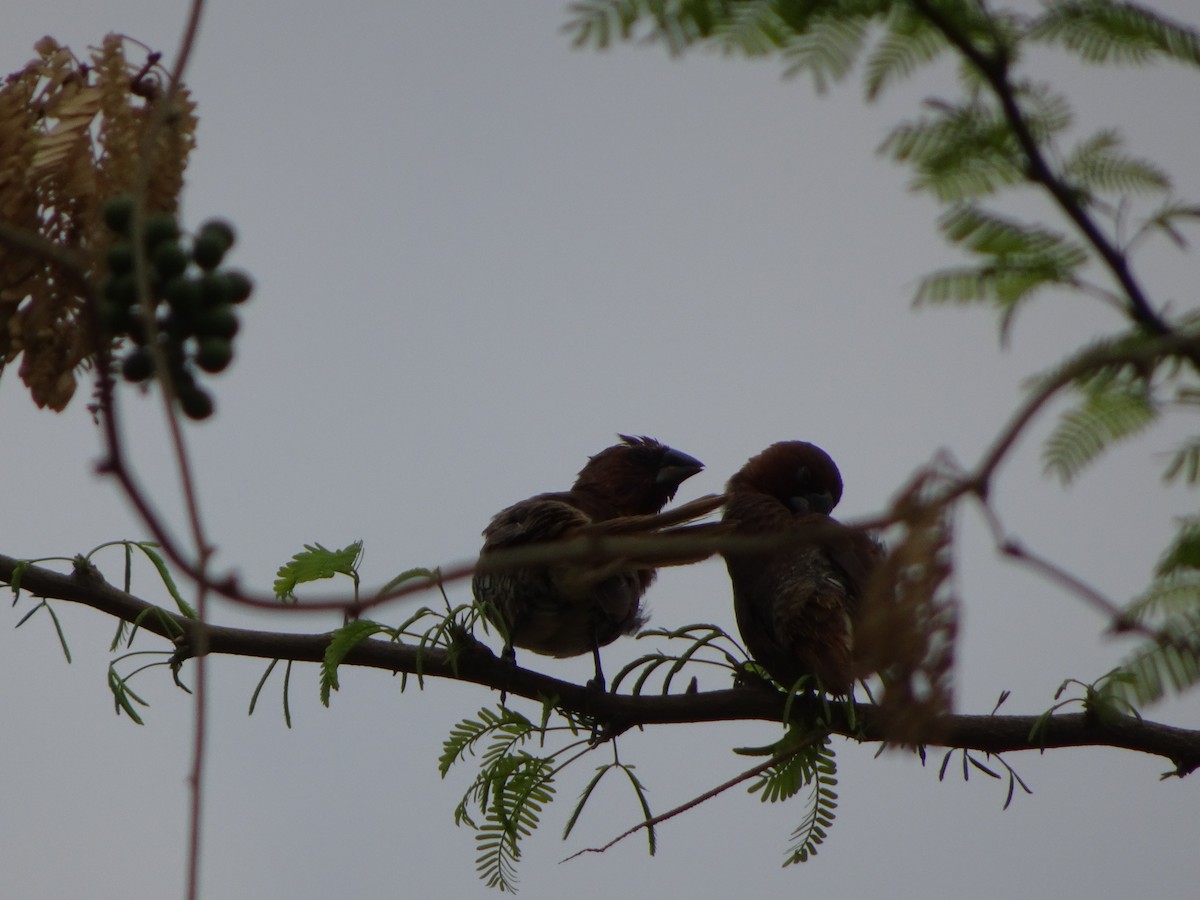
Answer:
[787,492,834,515]
[656,449,704,486]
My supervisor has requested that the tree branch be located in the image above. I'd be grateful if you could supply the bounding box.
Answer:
[5,554,1198,776]
[906,0,1173,336]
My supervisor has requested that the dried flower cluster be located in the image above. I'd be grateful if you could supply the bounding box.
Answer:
[0,34,196,409]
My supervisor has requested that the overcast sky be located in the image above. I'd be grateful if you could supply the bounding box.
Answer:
[3,2,1199,898]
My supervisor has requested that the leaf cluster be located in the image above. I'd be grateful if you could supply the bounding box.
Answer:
[744,729,840,865]
[442,707,558,893]
[1095,524,1200,710]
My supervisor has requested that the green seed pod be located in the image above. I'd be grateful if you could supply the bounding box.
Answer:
[105,242,135,275]
[122,347,154,382]
[198,272,233,307]
[142,212,180,248]
[191,233,228,271]
[125,312,150,345]
[102,273,139,307]
[194,337,234,373]
[178,383,214,421]
[196,305,239,339]
[163,309,195,341]
[98,300,129,334]
[198,219,236,251]
[102,196,136,234]
[164,276,203,313]
[222,269,254,304]
[153,241,190,279]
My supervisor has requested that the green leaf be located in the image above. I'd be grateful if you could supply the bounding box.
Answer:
[618,763,657,855]
[1124,572,1200,624]
[474,754,555,892]
[1043,378,1158,483]
[882,81,1071,204]
[781,737,839,866]
[107,666,148,725]
[563,763,612,841]
[282,659,294,728]
[1156,520,1200,577]
[7,558,32,597]
[1031,1,1200,67]
[881,104,1024,202]
[1100,613,1200,707]
[440,707,533,778]
[564,0,642,50]
[379,565,437,596]
[1134,200,1200,249]
[1063,128,1170,197]
[84,542,198,619]
[248,658,279,716]
[709,1,792,57]
[915,205,1088,337]
[14,599,73,663]
[864,7,946,100]
[320,619,390,706]
[779,15,869,92]
[274,541,362,599]
[1163,438,1200,484]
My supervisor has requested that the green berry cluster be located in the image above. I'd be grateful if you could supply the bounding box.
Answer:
[99,196,253,420]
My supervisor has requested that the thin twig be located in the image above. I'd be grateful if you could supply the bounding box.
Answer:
[131,4,210,899]
[561,752,788,862]
[1002,539,1154,641]
[0,221,90,273]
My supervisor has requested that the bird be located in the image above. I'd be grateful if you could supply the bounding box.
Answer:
[472,435,718,690]
[721,441,884,695]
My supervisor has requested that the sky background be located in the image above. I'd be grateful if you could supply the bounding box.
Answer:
[2,2,1198,897]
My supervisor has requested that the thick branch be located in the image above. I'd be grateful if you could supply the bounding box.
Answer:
[5,554,1198,775]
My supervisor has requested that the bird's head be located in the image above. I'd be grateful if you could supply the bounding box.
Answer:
[572,434,704,517]
[727,441,844,515]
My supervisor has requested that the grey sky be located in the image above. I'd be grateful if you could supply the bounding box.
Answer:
[2,2,1198,897]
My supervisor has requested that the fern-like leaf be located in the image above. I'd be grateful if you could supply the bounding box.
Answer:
[1031,0,1200,67]
[864,7,947,100]
[273,541,362,599]
[915,206,1087,336]
[1100,611,1200,707]
[107,665,148,725]
[1124,573,1200,626]
[709,0,792,57]
[782,737,838,866]
[563,0,642,49]
[1043,378,1158,483]
[881,103,1025,202]
[440,706,534,778]
[750,746,809,804]
[780,15,870,92]
[320,619,391,706]
[1155,520,1200,577]
[742,729,839,865]
[14,599,73,662]
[1164,438,1200,484]
[567,0,727,54]
[1132,199,1200,249]
[475,754,556,893]
[1063,128,1170,197]
[882,81,1071,204]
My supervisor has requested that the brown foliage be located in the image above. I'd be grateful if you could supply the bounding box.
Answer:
[0,34,196,409]
[855,466,960,745]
